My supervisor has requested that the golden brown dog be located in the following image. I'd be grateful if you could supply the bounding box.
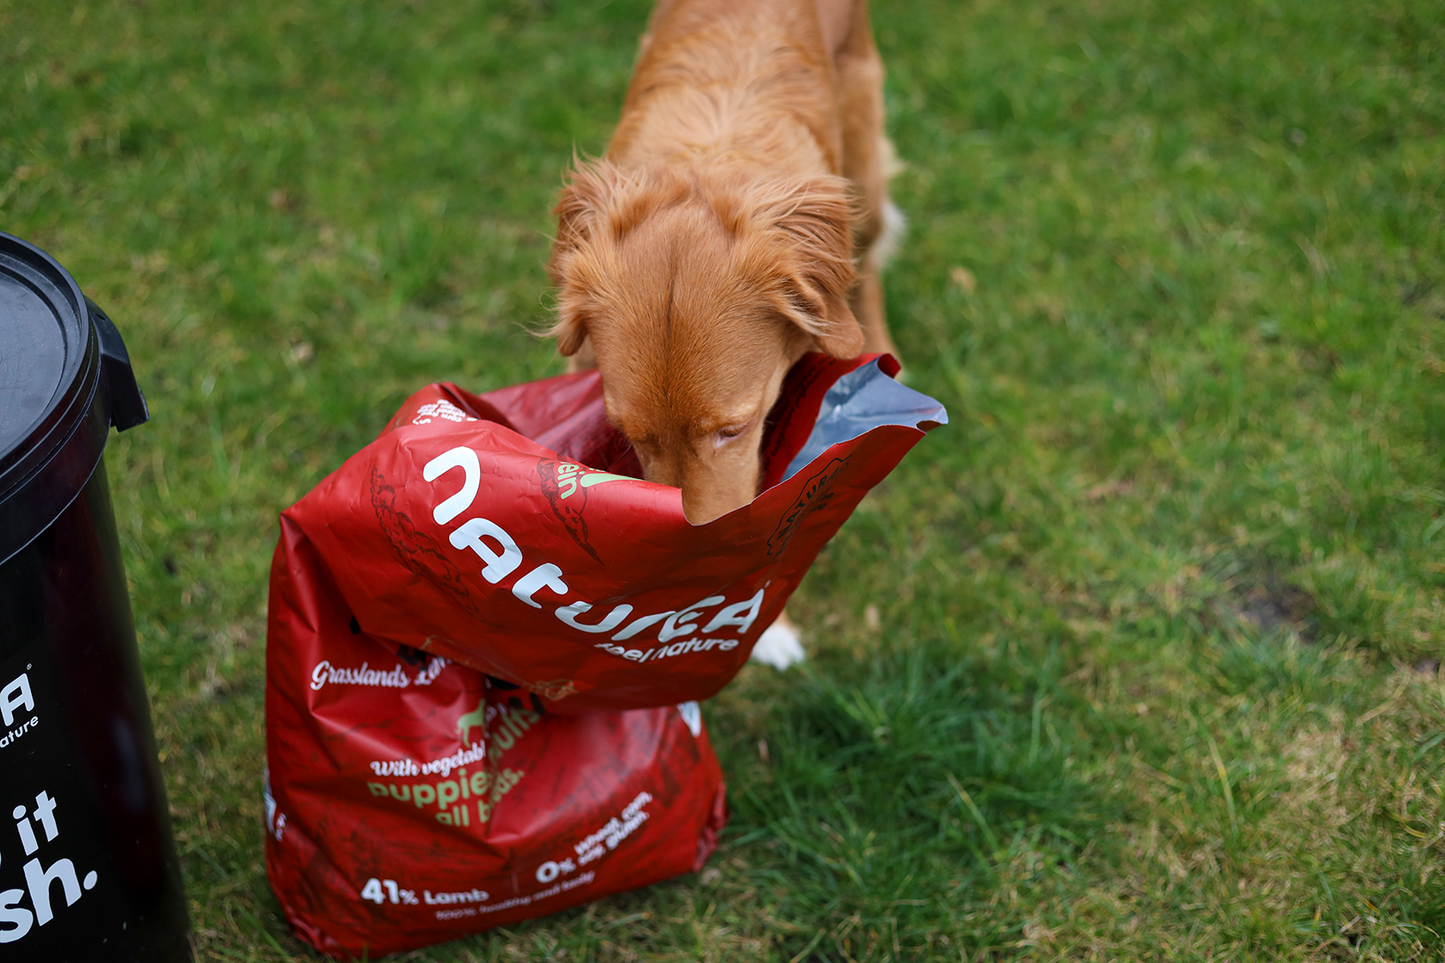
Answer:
[547,0,900,667]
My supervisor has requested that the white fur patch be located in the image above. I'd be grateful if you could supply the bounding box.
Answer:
[750,623,806,670]
[880,136,906,180]
[869,200,907,268]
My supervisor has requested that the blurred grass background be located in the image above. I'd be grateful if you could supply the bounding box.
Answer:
[3,0,1443,959]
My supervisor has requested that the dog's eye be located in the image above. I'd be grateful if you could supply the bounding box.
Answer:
[714,423,750,447]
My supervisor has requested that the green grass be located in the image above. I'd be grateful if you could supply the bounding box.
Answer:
[4,0,1443,959]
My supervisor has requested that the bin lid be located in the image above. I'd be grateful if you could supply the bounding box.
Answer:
[0,237,91,479]
[0,232,147,563]
[0,288,68,450]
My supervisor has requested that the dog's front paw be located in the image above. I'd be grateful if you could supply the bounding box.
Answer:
[750,622,806,670]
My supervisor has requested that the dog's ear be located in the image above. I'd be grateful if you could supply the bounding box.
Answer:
[549,160,615,271]
[762,178,864,359]
[547,304,590,358]
[546,160,618,356]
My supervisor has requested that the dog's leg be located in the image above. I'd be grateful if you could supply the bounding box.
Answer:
[853,196,904,360]
[750,611,807,670]
[834,0,901,359]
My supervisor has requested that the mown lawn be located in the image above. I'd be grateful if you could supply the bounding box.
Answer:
[3,0,1443,959]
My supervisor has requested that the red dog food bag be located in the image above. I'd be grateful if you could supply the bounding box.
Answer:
[265,533,728,958]
[273,353,946,715]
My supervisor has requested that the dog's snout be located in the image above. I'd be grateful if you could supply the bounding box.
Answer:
[637,452,678,490]
[637,450,752,525]
[679,472,757,526]
[681,491,724,526]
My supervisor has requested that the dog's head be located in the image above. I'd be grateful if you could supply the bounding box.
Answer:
[547,161,863,524]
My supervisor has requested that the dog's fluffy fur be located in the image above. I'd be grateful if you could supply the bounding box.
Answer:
[548,0,897,534]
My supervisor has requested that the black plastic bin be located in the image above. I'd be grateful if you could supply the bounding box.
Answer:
[0,232,190,960]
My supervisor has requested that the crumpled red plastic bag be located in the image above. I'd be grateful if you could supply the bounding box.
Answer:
[264,353,944,956]
[264,538,728,958]
[272,352,945,715]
